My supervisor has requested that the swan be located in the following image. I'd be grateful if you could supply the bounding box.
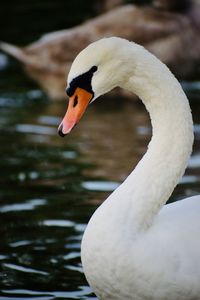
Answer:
[58,37,200,300]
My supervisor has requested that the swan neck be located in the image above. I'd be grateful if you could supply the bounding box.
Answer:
[119,51,194,228]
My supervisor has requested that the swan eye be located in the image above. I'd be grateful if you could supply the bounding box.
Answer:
[91,66,98,73]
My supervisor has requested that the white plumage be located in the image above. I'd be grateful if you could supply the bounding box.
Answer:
[66,37,200,299]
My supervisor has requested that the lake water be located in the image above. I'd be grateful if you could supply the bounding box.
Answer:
[0,66,200,299]
[1,2,200,300]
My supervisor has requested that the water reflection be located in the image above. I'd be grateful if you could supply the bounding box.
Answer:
[0,199,46,213]
[0,81,200,299]
[82,181,120,192]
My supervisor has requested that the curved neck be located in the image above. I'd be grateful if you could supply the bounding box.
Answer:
[110,46,194,230]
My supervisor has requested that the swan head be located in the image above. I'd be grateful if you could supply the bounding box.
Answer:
[58,37,132,136]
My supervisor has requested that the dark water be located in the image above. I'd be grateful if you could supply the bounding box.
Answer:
[0,73,200,300]
[1,2,200,300]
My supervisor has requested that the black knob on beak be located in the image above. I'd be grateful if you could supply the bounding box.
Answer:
[58,124,66,137]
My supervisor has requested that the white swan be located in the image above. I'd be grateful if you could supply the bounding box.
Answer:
[58,37,200,300]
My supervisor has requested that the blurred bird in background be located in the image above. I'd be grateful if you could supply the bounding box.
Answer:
[0,0,200,100]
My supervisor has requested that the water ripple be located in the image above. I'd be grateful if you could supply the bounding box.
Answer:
[0,53,8,70]
[63,252,80,261]
[182,81,200,92]
[3,263,49,276]
[180,175,199,184]
[15,124,56,135]
[82,180,120,192]
[1,285,96,299]
[188,153,200,168]
[41,219,74,227]
[9,240,32,248]
[0,198,46,213]
[38,115,61,126]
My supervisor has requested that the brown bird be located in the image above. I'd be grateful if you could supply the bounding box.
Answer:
[0,0,200,100]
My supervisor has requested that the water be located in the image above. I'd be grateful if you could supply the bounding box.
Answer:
[1,2,200,299]
[0,89,98,299]
[0,76,200,299]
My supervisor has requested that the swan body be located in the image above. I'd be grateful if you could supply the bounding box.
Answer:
[58,37,200,299]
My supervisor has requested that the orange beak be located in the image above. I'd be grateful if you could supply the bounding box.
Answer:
[58,87,93,136]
